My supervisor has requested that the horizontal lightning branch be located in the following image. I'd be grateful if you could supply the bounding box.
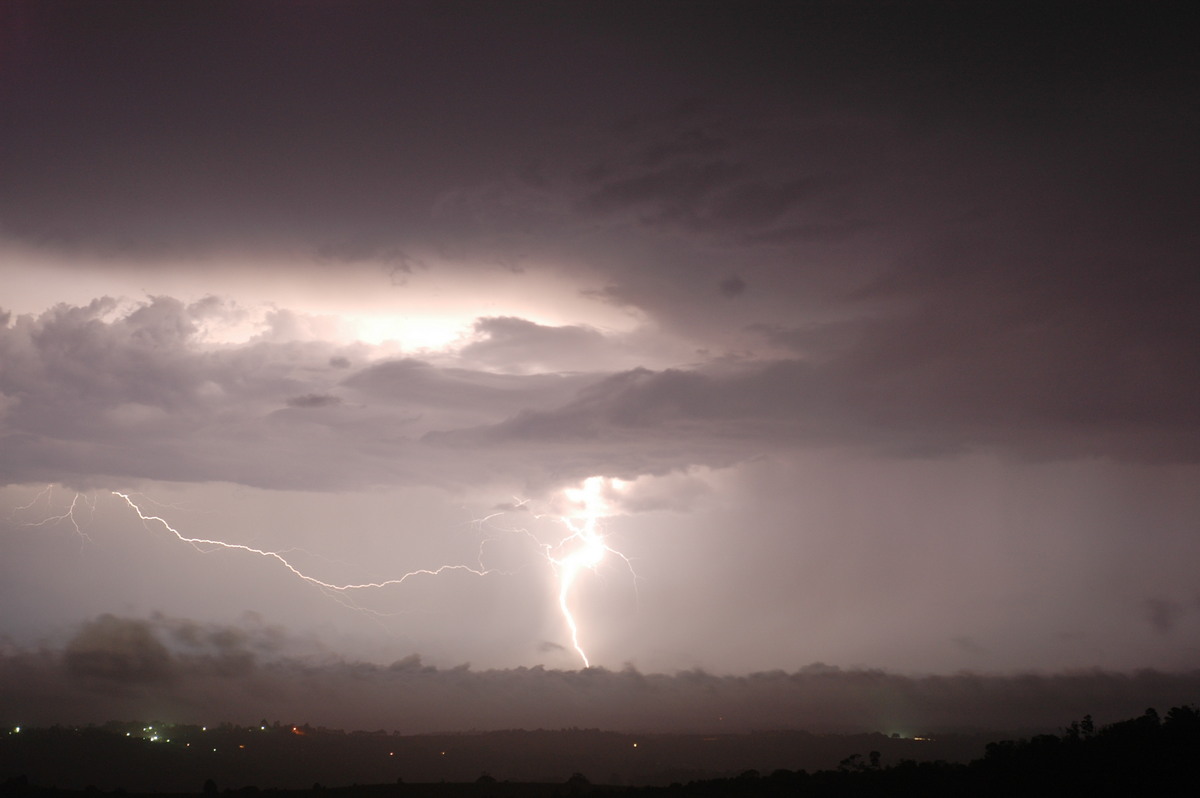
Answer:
[112,492,489,591]
[105,482,633,669]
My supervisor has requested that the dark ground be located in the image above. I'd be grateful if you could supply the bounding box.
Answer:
[3,706,1199,797]
[0,723,993,792]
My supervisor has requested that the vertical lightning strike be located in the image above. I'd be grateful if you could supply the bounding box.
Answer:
[97,479,633,670]
[551,515,604,668]
[544,476,633,669]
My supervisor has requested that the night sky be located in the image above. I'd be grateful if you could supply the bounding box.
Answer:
[2,1,1198,733]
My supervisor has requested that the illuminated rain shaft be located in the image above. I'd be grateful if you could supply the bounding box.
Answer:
[546,476,629,669]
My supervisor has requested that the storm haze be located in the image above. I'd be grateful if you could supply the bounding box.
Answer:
[1,0,1197,734]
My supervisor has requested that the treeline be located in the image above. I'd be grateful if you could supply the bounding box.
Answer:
[645,705,1200,797]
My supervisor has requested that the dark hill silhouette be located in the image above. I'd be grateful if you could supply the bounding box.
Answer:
[1,706,1197,797]
[0,723,993,792]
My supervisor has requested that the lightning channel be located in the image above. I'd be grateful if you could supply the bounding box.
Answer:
[543,476,635,668]
[104,480,632,669]
[12,485,95,543]
[112,492,490,592]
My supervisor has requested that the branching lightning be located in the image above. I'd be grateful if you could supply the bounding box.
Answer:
[8,480,631,668]
[11,485,95,544]
[112,492,491,592]
[97,477,635,669]
[542,476,634,668]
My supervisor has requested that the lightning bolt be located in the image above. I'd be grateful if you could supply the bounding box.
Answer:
[11,485,95,544]
[112,492,491,593]
[544,477,633,668]
[107,478,634,668]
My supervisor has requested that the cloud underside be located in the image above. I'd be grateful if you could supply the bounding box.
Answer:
[0,292,1190,492]
[1,292,1197,493]
[5,614,1198,734]
[2,0,1196,493]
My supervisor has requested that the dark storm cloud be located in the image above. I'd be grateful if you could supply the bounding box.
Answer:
[951,636,988,657]
[0,0,713,255]
[342,357,594,417]
[583,160,747,220]
[286,394,342,409]
[577,131,845,238]
[430,350,1200,467]
[718,277,746,299]
[1144,599,1186,635]
[458,317,615,373]
[704,177,832,230]
[0,298,617,490]
[2,1,1195,385]
[741,218,873,245]
[569,101,855,242]
[3,0,1188,257]
[6,615,1200,733]
[64,614,174,684]
[0,297,364,488]
[3,285,1197,496]
[3,0,1199,689]
[162,613,284,657]
[58,614,292,690]
[638,127,730,168]
[157,613,285,678]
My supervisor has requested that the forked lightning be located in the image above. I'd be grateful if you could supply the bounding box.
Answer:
[99,478,631,668]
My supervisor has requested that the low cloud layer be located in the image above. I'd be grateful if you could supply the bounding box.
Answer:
[4,615,1199,735]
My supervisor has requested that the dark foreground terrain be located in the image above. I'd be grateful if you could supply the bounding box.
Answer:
[3,706,1198,797]
[0,724,993,792]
